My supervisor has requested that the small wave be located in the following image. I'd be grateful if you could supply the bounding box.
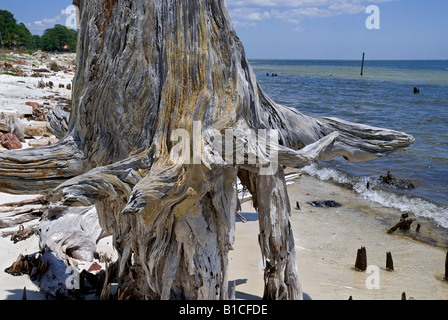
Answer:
[301,163,352,185]
[302,163,448,229]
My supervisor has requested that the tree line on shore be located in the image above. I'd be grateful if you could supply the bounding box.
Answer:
[0,10,77,53]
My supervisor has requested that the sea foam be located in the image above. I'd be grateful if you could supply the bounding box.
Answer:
[302,163,448,229]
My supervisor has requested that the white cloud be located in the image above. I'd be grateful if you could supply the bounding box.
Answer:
[29,6,75,35]
[229,8,271,26]
[225,0,396,29]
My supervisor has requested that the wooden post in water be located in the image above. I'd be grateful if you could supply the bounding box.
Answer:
[444,251,448,281]
[386,252,394,271]
[0,0,416,300]
[355,247,367,271]
[361,52,366,76]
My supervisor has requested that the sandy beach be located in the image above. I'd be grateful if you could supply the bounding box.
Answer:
[229,173,448,300]
[2,173,447,300]
[1,50,447,301]
[0,193,45,300]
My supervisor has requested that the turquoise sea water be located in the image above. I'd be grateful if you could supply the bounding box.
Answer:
[250,59,448,228]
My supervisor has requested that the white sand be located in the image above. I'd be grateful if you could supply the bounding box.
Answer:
[1,51,447,301]
[0,191,117,300]
[0,193,46,300]
[0,52,99,300]
[1,175,447,300]
[0,53,73,107]
[0,51,74,132]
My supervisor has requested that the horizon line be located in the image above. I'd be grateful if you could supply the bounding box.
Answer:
[247,58,448,61]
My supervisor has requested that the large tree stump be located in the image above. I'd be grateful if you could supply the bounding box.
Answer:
[0,0,414,300]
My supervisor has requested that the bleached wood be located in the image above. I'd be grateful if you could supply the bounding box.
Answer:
[0,0,414,300]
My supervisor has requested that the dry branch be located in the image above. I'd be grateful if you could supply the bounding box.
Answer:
[0,0,414,300]
[0,195,48,208]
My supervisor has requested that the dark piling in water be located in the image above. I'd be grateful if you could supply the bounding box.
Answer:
[386,252,394,271]
[388,213,416,234]
[355,247,367,271]
[444,251,448,281]
[361,52,366,76]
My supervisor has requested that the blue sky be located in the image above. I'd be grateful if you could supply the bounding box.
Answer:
[1,0,447,59]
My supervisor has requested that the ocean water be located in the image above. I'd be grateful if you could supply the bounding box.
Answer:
[250,59,448,229]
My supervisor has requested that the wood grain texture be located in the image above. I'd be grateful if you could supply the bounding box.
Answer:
[0,0,414,300]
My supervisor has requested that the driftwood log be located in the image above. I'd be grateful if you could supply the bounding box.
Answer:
[386,252,394,271]
[445,251,448,281]
[0,0,414,300]
[387,213,416,234]
[355,247,367,272]
[0,204,45,229]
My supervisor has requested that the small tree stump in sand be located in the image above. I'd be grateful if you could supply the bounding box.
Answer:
[10,225,37,244]
[0,0,415,300]
[355,247,367,272]
[388,213,416,234]
[386,252,394,271]
[444,251,448,281]
[4,253,47,279]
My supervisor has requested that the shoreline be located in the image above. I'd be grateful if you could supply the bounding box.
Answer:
[229,173,448,300]
[1,51,447,300]
[1,169,447,300]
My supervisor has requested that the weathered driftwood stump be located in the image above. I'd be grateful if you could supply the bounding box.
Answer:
[386,252,394,271]
[0,0,414,300]
[388,213,416,234]
[355,247,368,272]
[444,251,448,282]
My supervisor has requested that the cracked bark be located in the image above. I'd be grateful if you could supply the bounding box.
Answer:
[0,0,414,300]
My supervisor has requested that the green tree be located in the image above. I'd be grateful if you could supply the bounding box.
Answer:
[41,24,77,52]
[16,22,32,48]
[0,10,33,49]
[30,35,43,51]
[0,9,19,48]
[0,10,78,52]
